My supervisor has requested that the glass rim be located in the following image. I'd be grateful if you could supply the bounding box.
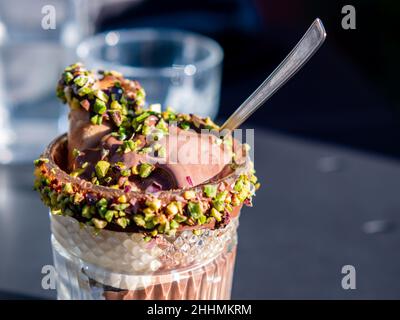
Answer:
[76,28,224,78]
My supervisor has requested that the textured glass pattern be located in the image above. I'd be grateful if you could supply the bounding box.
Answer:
[50,214,238,299]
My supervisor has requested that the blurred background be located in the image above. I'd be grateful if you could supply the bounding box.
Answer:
[1,0,400,299]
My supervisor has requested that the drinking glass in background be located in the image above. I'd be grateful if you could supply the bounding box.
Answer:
[76,29,223,119]
[0,0,91,164]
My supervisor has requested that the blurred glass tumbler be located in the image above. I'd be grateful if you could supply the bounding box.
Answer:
[76,29,223,119]
[0,0,91,163]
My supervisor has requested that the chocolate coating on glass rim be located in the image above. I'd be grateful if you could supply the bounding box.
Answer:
[34,134,257,236]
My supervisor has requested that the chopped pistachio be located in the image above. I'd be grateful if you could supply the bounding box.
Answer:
[135,111,150,123]
[97,198,108,207]
[141,124,152,136]
[69,168,85,177]
[93,99,107,114]
[82,205,92,219]
[180,122,190,130]
[198,214,207,225]
[98,206,107,217]
[139,163,154,178]
[174,214,187,223]
[95,160,110,178]
[51,208,62,215]
[92,218,107,229]
[33,158,49,166]
[131,165,139,175]
[146,198,162,211]
[142,207,154,216]
[211,207,222,222]
[64,72,74,84]
[110,100,122,110]
[74,75,88,87]
[212,200,225,212]
[133,214,146,227]
[215,190,228,202]
[116,217,129,228]
[187,201,202,219]
[183,190,196,200]
[203,184,217,198]
[73,193,84,204]
[90,114,101,125]
[77,86,92,96]
[150,229,158,237]
[94,89,109,102]
[144,235,152,242]
[170,219,179,229]
[139,147,152,154]
[156,118,168,133]
[234,179,244,192]
[117,195,127,203]
[120,169,131,177]
[192,229,202,236]
[166,202,179,216]
[63,183,74,194]
[231,195,241,207]
[72,148,80,158]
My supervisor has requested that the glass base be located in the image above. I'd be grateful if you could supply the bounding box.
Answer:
[52,235,236,300]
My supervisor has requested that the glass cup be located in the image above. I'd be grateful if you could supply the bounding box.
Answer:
[44,134,244,300]
[0,0,91,164]
[75,29,223,120]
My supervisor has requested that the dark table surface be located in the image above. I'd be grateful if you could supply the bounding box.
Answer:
[1,128,400,299]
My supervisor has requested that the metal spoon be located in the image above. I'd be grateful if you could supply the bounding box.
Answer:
[220,18,326,131]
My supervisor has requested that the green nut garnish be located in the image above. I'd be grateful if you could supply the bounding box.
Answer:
[139,163,154,178]
[116,217,129,228]
[117,195,127,203]
[74,75,88,87]
[211,207,222,222]
[95,160,110,178]
[203,184,217,198]
[33,158,49,166]
[92,218,107,229]
[234,179,244,192]
[110,100,122,110]
[170,219,179,229]
[187,201,202,219]
[156,118,168,133]
[64,72,73,84]
[82,205,92,219]
[215,190,228,202]
[133,214,146,227]
[77,86,92,96]
[135,111,150,123]
[212,200,225,212]
[94,89,109,102]
[63,183,73,194]
[72,148,81,158]
[166,202,179,216]
[174,214,187,223]
[183,190,196,200]
[93,99,107,114]
[96,198,108,207]
[146,198,161,211]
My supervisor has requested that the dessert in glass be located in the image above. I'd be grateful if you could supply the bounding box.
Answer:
[34,63,259,300]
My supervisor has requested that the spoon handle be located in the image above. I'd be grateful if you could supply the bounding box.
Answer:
[220,18,326,131]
